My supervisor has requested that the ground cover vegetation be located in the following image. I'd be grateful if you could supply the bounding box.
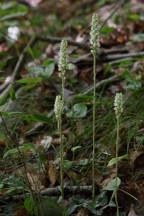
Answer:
[0,0,144,215]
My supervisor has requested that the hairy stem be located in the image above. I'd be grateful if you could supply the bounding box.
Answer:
[115,117,119,216]
[58,116,64,199]
[62,78,65,103]
[92,53,96,200]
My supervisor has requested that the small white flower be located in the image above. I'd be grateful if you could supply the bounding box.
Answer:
[58,40,67,79]
[54,95,63,120]
[90,14,100,54]
[114,93,123,118]
[8,26,20,41]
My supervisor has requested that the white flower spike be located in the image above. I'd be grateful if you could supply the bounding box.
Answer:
[54,95,63,120]
[90,14,100,55]
[114,93,123,119]
[58,40,67,80]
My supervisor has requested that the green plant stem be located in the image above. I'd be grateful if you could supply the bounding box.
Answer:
[92,53,96,200]
[115,116,119,216]
[62,78,65,103]
[58,116,64,200]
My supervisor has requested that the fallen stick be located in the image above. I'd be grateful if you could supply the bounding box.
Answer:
[99,0,125,31]
[0,36,35,100]
[1,185,99,201]
[81,74,119,95]
[105,51,144,61]
[36,36,90,51]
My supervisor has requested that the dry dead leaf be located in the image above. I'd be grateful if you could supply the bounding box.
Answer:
[14,163,44,191]
[129,150,144,167]
[0,43,8,53]
[53,137,61,145]
[24,0,43,7]
[48,162,57,187]
[128,204,137,216]
[35,135,52,150]
[75,208,89,216]
[16,206,31,216]
[101,168,116,188]
[27,172,44,191]
[0,140,6,147]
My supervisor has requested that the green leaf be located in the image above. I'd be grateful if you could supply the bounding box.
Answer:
[66,103,88,118]
[17,77,42,84]
[131,33,144,42]
[103,177,121,191]
[28,66,44,76]
[64,160,73,169]
[5,186,24,194]
[39,198,63,216]
[101,26,114,34]
[24,83,37,91]
[127,80,142,90]
[88,191,108,210]
[129,14,140,20]
[3,143,36,158]
[24,197,36,215]
[118,60,133,67]
[72,95,93,100]
[9,87,16,101]
[0,2,28,21]
[71,146,81,152]
[0,111,22,117]
[79,159,89,166]
[3,146,23,158]
[70,53,80,58]
[23,143,37,152]
[42,59,54,66]
[107,154,128,167]
[0,60,7,71]
[24,113,50,124]
[26,47,40,59]
[45,63,55,78]
[28,63,54,79]
[0,91,9,106]
[104,64,112,75]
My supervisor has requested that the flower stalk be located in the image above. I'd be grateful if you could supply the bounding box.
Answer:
[114,92,123,216]
[54,95,64,199]
[90,13,100,200]
[55,39,67,200]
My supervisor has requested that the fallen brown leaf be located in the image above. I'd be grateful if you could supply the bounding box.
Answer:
[75,208,89,216]
[48,162,57,187]
[128,204,137,216]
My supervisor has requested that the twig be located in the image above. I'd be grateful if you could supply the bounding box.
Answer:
[105,51,144,61]
[0,36,35,100]
[36,36,90,51]
[102,48,128,55]
[108,57,133,65]
[36,36,128,56]
[71,48,128,64]
[81,74,119,95]
[0,81,9,93]
[0,185,99,201]
[99,0,125,31]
